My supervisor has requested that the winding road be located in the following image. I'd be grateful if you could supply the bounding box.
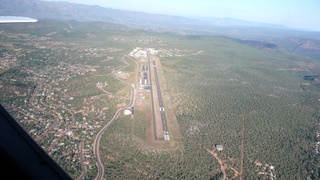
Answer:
[93,55,135,180]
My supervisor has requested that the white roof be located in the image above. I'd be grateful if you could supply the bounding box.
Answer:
[124,110,131,115]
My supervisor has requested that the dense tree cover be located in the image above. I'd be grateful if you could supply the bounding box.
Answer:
[100,36,320,179]
[162,37,320,179]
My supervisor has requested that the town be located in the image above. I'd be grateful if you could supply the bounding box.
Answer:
[0,29,195,178]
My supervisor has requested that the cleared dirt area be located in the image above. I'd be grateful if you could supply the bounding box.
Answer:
[205,147,240,180]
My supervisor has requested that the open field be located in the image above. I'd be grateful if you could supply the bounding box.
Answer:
[0,68,7,73]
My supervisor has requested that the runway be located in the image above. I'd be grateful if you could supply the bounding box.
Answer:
[150,59,170,141]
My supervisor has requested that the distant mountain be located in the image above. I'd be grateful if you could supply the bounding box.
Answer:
[1,0,320,60]
[195,17,288,29]
[0,0,197,30]
[0,0,294,32]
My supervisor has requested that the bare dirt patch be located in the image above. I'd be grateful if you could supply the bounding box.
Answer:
[205,147,240,180]
[162,66,177,74]
[115,72,130,79]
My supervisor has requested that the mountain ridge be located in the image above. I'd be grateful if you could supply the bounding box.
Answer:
[0,0,296,32]
[1,0,320,60]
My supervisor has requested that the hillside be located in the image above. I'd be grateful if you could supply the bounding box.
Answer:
[1,0,320,60]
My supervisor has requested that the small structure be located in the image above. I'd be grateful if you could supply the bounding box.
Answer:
[124,109,132,115]
[216,144,224,151]
[66,131,73,136]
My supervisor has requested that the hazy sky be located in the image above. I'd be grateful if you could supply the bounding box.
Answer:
[47,0,320,31]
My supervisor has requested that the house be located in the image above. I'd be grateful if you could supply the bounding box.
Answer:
[124,109,132,115]
[216,144,223,151]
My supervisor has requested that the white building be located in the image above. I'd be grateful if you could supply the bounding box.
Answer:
[124,109,132,115]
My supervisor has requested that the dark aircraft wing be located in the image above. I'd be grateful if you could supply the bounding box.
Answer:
[0,104,71,180]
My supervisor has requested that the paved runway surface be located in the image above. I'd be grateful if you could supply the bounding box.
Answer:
[151,59,170,141]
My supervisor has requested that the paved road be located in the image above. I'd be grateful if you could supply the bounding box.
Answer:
[93,56,135,180]
[77,142,87,180]
[151,59,170,141]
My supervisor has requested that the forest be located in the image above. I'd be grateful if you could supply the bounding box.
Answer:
[100,35,320,179]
